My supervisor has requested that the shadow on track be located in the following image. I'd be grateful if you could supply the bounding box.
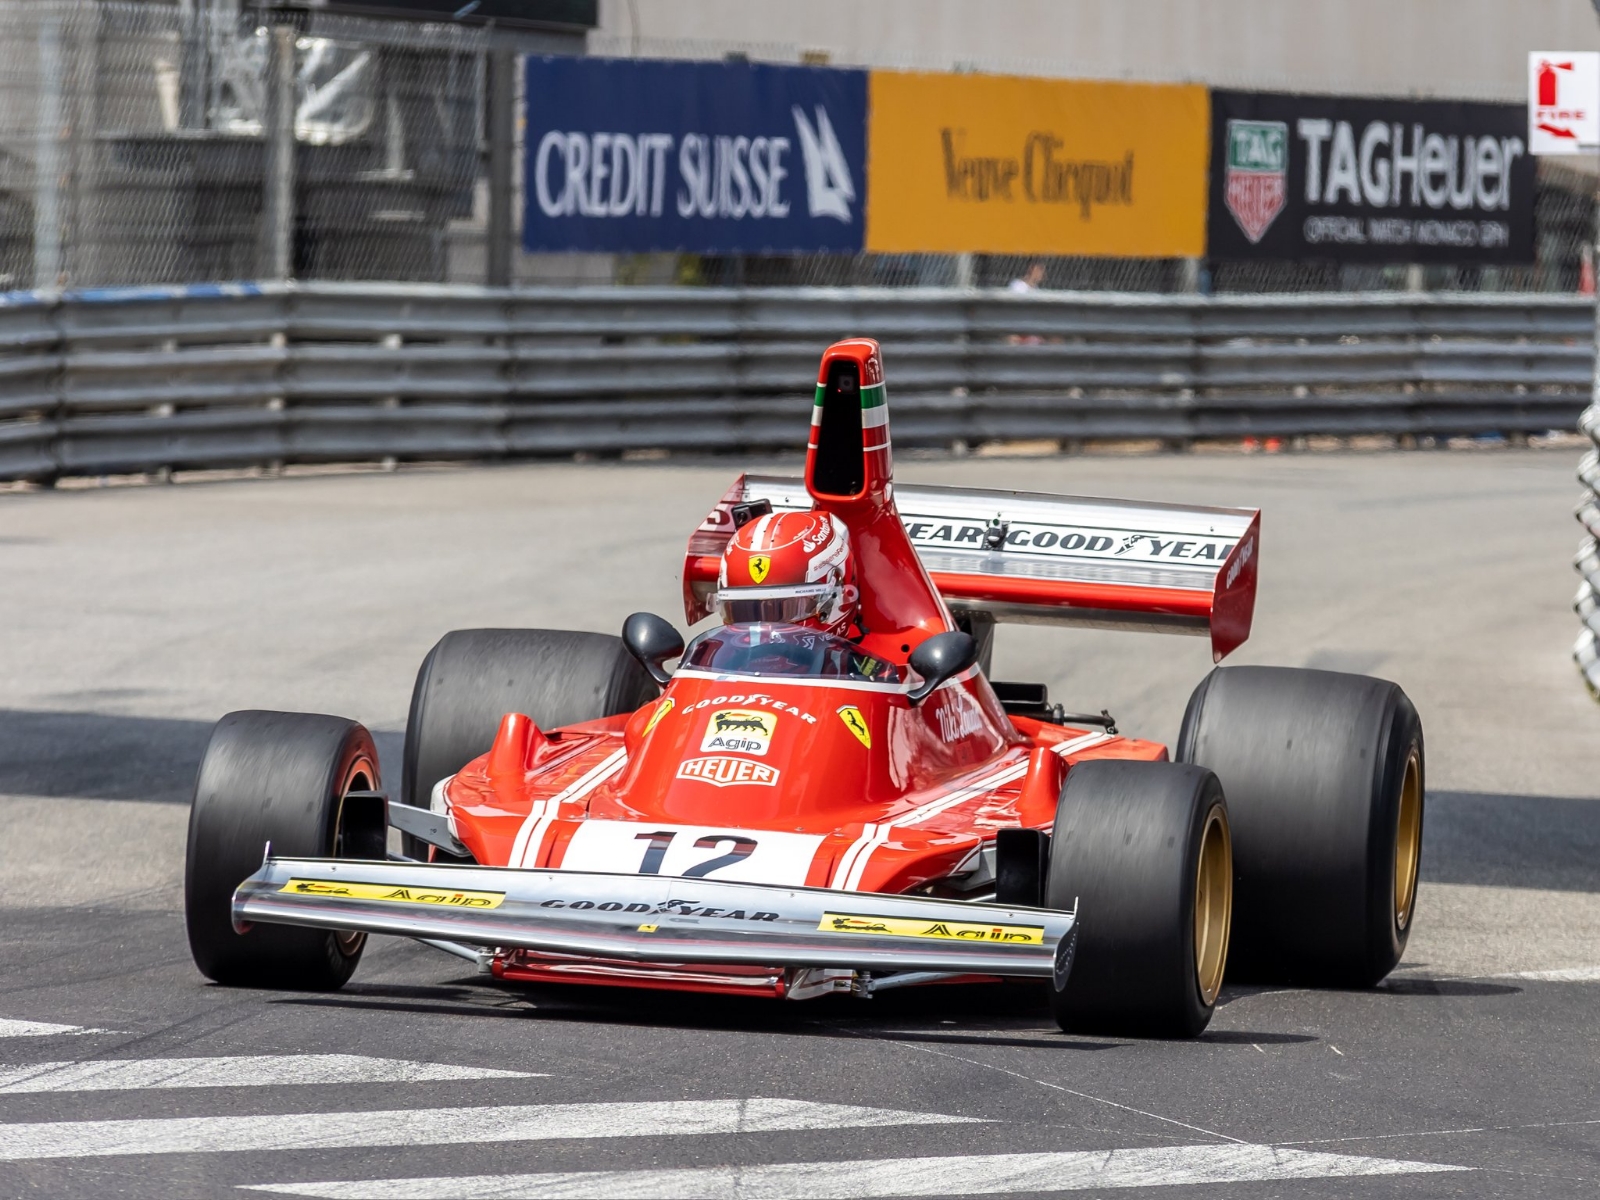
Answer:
[0,709,402,804]
[1424,790,1600,893]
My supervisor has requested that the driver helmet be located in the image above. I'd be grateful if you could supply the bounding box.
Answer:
[717,511,859,637]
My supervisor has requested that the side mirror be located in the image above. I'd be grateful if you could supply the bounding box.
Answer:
[622,612,684,686]
[906,631,978,705]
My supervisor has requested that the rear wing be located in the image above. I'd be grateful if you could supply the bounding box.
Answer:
[685,475,1259,661]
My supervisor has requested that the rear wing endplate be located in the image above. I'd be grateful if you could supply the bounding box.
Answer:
[686,475,1259,661]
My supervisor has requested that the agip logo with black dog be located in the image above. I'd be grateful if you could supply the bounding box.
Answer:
[701,709,777,756]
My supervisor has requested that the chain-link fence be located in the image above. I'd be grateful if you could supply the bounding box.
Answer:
[0,0,521,291]
[0,0,1592,295]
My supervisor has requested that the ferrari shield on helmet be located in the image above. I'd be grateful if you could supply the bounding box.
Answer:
[717,511,859,636]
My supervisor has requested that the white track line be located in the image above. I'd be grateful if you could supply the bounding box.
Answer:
[245,1145,1468,1198]
[1500,965,1600,982]
[0,1054,539,1094]
[0,1019,111,1038]
[0,1099,977,1161]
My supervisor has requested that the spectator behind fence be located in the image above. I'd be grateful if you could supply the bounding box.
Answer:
[1008,261,1046,343]
[1008,262,1046,293]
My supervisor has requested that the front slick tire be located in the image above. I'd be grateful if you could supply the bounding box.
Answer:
[1046,761,1231,1039]
[185,710,380,990]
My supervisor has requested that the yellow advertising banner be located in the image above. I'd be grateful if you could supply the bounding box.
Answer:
[866,72,1209,257]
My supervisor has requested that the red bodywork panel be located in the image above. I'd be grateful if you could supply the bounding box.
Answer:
[443,336,1245,996]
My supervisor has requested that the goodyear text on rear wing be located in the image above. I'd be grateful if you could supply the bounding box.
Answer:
[686,475,1259,661]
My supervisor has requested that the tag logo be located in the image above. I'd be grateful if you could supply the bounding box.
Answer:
[748,554,771,584]
[642,697,674,736]
[701,709,776,756]
[677,756,780,787]
[792,104,856,223]
[837,705,871,748]
[1224,119,1288,243]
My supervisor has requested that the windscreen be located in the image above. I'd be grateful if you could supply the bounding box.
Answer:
[682,624,898,683]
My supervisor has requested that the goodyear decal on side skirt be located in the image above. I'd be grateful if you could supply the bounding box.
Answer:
[819,912,1044,944]
[280,879,505,909]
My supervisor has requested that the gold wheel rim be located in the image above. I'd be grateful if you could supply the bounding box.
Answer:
[1193,804,1232,1007]
[1393,749,1422,932]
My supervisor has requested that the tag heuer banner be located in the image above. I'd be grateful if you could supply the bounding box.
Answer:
[1208,90,1534,264]
[523,57,867,254]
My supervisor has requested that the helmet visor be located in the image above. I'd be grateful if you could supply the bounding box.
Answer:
[714,582,835,627]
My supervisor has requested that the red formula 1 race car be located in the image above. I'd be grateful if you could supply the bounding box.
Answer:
[185,339,1424,1037]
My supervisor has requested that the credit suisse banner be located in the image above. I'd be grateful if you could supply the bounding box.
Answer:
[523,57,868,254]
[1208,90,1534,264]
[864,72,1209,257]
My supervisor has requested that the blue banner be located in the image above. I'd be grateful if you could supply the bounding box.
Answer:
[523,57,868,254]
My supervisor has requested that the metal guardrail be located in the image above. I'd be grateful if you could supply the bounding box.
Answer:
[0,283,1591,483]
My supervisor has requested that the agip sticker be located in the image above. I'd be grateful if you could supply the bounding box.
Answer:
[280,879,505,909]
[701,709,776,756]
[819,911,1044,944]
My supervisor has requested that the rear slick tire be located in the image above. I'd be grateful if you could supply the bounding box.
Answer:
[184,710,379,990]
[399,629,658,856]
[1176,665,1424,987]
[1045,760,1232,1039]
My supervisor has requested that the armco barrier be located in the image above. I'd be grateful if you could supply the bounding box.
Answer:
[0,283,1591,483]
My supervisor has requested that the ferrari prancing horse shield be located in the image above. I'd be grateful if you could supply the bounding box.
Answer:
[748,554,771,583]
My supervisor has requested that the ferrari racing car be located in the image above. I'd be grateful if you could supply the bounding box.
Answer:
[185,338,1424,1037]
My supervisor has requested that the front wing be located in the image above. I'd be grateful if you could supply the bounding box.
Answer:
[234,858,1077,980]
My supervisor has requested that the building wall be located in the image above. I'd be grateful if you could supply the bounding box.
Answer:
[592,0,1600,102]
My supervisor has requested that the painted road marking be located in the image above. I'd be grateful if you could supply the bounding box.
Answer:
[1502,965,1600,982]
[244,1145,1468,1198]
[0,1054,539,1094]
[0,1099,978,1160]
[0,1019,110,1039]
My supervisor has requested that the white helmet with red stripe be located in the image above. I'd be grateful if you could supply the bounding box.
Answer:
[717,510,859,636]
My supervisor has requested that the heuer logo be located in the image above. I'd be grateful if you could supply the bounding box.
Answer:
[701,709,776,756]
[1224,119,1288,243]
[677,756,780,787]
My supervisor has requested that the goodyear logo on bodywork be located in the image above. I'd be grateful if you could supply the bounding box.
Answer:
[280,879,505,909]
[820,912,1044,944]
[701,708,776,756]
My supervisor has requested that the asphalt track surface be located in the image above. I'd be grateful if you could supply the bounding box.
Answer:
[3,447,1600,1198]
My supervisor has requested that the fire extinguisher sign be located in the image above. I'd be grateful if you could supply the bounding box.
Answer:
[1529,52,1600,155]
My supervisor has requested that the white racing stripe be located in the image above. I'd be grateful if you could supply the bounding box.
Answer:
[829,735,1109,891]
[0,1099,977,1161]
[1048,731,1112,760]
[0,1054,538,1094]
[511,748,629,868]
[0,1019,110,1038]
[244,1145,1467,1198]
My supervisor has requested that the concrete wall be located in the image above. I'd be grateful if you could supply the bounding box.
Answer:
[591,0,1600,102]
